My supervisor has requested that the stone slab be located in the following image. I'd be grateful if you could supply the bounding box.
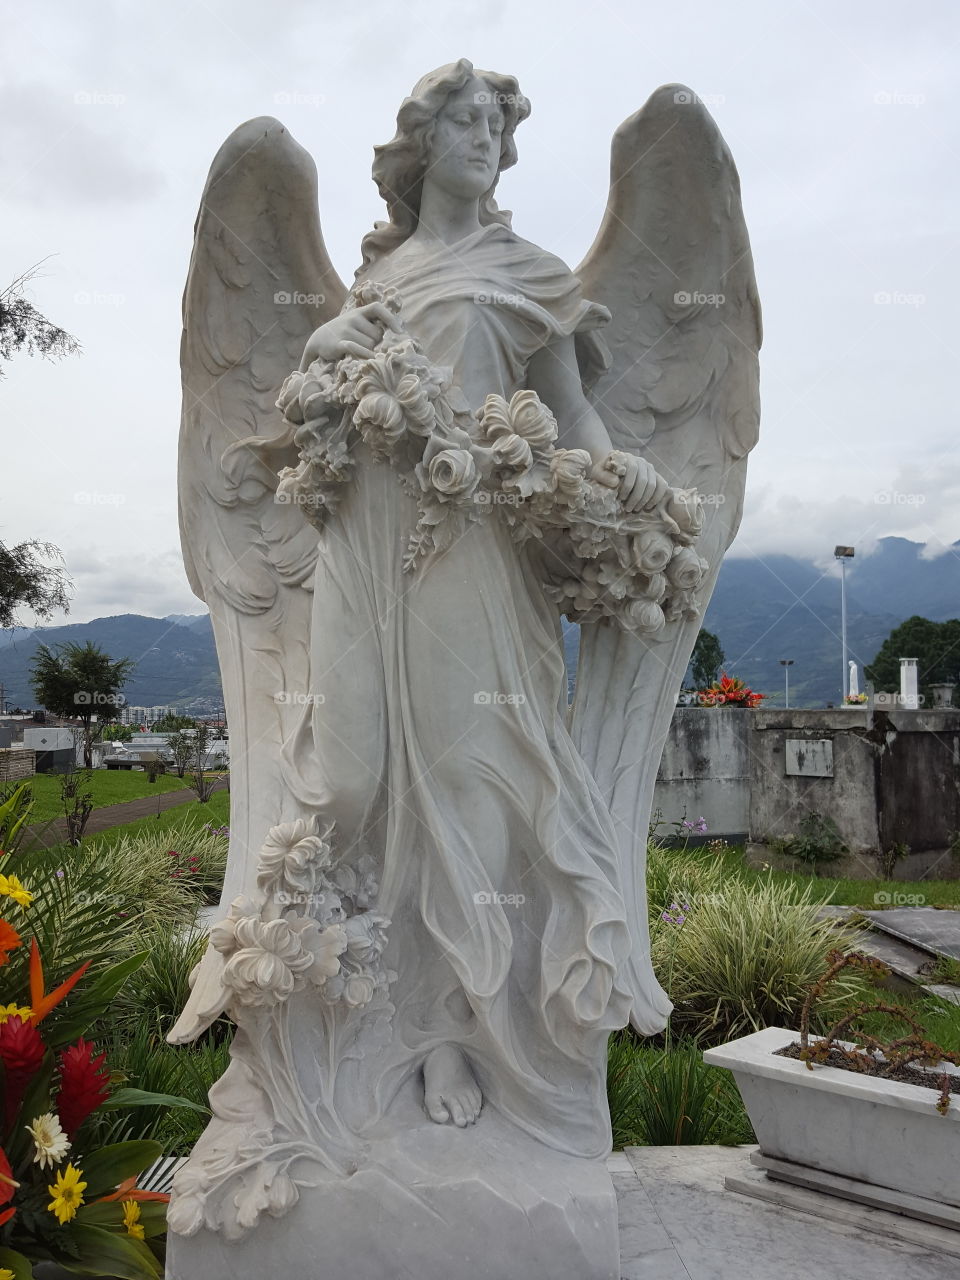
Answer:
[865,908,960,961]
[617,1145,959,1279]
[750,1150,960,1231]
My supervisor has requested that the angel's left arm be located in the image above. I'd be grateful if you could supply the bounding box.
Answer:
[527,335,667,512]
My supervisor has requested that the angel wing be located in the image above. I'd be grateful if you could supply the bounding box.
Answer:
[169,117,347,1043]
[570,85,762,1034]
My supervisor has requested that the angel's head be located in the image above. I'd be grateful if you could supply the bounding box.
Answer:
[359,59,530,273]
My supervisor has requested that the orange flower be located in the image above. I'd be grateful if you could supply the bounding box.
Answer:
[0,918,21,965]
[0,1144,18,1228]
[28,938,89,1025]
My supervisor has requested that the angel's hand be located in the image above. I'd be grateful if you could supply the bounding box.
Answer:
[592,451,669,513]
[299,303,403,369]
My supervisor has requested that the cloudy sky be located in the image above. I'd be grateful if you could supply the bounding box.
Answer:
[3,0,959,623]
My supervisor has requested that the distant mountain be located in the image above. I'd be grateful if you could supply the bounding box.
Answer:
[0,614,221,711]
[2,538,956,710]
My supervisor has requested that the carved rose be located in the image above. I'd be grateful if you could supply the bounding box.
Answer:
[666,546,707,592]
[665,487,704,537]
[624,599,666,634]
[277,372,306,425]
[167,1165,210,1238]
[428,448,479,499]
[343,973,377,1007]
[632,530,674,574]
[491,432,533,471]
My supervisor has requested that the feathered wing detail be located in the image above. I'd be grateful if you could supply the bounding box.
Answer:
[170,117,347,1042]
[570,85,762,1033]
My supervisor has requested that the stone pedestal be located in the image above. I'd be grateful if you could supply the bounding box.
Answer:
[166,1093,620,1280]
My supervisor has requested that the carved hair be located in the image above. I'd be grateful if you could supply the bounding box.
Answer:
[357,59,530,276]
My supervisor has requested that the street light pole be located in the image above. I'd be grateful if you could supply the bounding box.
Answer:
[834,546,855,702]
[780,659,794,709]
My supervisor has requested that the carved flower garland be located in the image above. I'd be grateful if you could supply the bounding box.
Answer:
[275,283,708,634]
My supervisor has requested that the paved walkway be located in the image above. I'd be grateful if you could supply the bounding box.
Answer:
[613,1146,958,1279]
[24,784,224,846]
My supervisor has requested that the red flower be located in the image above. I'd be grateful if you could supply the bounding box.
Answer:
[0,918,21,965]
[0,1015,46,1128]
[56,1038,111,1139]
[0,1143,17,1227]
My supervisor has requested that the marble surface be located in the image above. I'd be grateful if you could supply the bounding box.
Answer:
[615,1146,959,1279]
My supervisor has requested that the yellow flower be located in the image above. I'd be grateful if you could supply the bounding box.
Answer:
[0,1002,32,1024]
[0,1269,15,1280]
[122,1198,145,1239]
[0,874,33,908]
[47,1162,86,1224]
[27,1112,71,1169]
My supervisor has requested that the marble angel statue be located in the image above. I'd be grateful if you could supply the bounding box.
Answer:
[167,60,760,1280]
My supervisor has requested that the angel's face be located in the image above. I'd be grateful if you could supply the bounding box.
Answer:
[424,76,505,201]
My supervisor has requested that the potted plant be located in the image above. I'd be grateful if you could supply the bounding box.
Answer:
[696,673,765,708]
[703,951,960,1222]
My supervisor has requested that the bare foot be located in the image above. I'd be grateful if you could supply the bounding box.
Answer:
[423,1044,482,1127]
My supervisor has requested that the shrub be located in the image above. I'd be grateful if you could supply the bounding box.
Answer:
[607,1034,753,1148]
[650,870,866,1044]
[771,811,846,874]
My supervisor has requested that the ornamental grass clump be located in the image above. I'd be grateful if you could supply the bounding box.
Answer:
[650,870,865,1045]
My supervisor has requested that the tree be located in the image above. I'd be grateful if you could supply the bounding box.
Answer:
[0,263,81,376]
[0,539,71,629]
[184,724,228,803]
[689,629,725,690]
[152,712,197,732]
[167,729,195,778]
[866,615,960,705]
[101,723,133,742]
[29,641,135,767]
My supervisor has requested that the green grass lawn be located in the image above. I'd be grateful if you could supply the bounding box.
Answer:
[711,843,960,909]
[79,789,230,849]
[21,769,192,824]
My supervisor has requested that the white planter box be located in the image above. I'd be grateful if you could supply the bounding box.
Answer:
[704,1026,960,1211]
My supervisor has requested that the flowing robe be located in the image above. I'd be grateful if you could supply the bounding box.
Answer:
[283,223,633,1158]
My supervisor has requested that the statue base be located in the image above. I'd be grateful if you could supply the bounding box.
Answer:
[165,1098,620,1280]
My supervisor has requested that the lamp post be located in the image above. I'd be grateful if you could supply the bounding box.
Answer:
[834,546,855,701]
[779,659,794,709]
